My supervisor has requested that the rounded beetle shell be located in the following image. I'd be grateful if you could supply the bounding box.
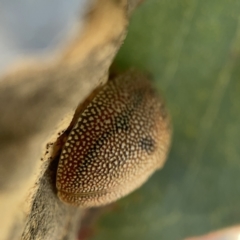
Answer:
[56,71,171,208]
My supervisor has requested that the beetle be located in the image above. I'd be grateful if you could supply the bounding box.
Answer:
[56,70,171,208]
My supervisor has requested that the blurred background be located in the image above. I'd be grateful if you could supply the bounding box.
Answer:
[1,0,240,239]
[0,0,89,74]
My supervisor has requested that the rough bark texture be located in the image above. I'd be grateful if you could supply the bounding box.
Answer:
[0,0,143,239]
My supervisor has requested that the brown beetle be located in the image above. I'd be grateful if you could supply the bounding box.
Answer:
[56,71,171,208]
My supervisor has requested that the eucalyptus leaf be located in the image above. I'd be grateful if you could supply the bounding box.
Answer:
[89,0,240,239]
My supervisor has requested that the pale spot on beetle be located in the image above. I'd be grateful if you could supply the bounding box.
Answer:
[74,135,79,140]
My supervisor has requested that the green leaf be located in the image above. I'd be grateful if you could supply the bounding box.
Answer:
[90,0,240,239]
